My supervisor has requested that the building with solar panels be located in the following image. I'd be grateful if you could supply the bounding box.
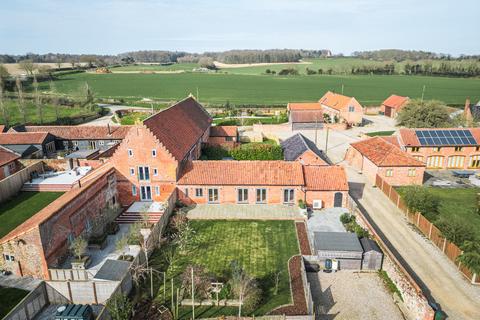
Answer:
[398,128,480,170]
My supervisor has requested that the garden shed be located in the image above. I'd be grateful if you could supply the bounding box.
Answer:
[360,237,383,270]
[313,232,363,270]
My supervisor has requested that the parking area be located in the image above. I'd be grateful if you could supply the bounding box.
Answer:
[424,170,480,187]
[307,271,404,320]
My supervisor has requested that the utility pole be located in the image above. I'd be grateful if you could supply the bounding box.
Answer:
[196,87,199,102]
[150,267,153,298]
[421,85,426,101]
[314,114,319,146]
[191,267,195,320]
[171,278,174,313]
[163,272,166,302]
[325,127,330,155]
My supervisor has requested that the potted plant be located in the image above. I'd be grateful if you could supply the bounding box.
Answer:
[298,199,308,216]
[70,236,91,269]
[116,234,133,261]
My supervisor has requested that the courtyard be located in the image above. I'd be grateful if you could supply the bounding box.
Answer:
[0,192,64,238]
[147,219,299,318]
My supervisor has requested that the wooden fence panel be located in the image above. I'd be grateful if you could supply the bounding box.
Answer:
[444,242,462,263]
[430,225,445,249]
[459,264,473,280]
[417,214,431,236]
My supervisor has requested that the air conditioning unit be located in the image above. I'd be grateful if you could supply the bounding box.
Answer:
[312,200,323,209]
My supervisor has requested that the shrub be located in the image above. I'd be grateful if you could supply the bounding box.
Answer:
[401,186,440,221]
[278,68,299,76]
[378,270,403,301]
[298,199,306,209]
[202,145,231,160]
[231,143,283,160]
[306,68,317,75]
[436,216,476,246]
[242,286,263,314]
[340,213,353,225]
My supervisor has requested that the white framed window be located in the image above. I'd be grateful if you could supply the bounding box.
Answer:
[348,106,355,112]
[427,156,444,168]
[152,149,157,157]
[283,189,294,204]
[407,168,416,177]
[195,188,203,197]
[138,166,150,181]
[155,186,160,196]
[237,188,248,203]
[386,169,393,177]
[413,155,423,162]
[153,168,158,176]
[128,149,133,157]
[447,155,465,168]
[130,168,135,176]
[208,188,219,203]
[469,155,480,168]
[3,254,14,262]
[99,141,105,146]
[132,185,137,196]
[256,188,267,204]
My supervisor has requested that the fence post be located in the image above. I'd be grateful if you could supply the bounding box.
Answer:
[416,212,421,226]
[428,223,433,239]
[442,238,447,253]
[472,273,477,284]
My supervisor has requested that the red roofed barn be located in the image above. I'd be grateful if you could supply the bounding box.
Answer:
[380,95,409,118]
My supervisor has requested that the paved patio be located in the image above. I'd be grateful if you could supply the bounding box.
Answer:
[184,204,305,220]
[307,207,348,236]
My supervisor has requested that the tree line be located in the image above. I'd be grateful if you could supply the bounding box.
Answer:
[352,49,480,62]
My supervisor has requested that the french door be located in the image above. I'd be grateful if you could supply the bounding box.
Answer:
[140,186,152,201]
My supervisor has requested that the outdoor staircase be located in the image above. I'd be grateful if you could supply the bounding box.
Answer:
[115,211,163,224]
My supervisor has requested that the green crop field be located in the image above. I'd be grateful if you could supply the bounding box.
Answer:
[44,71,480,106]
[0,100,100,126]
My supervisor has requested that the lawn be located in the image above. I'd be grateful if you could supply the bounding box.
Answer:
[0,286,29,318]
[0,192,64,238]
[397,187,480,238]
[148,220,299,318]
[118,112,150,125]
[0,100,101,126]
[366,130,395,137]
[43,71,480,106]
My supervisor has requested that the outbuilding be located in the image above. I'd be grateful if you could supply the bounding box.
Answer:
[313,232,363,270]
[360,237,383,270]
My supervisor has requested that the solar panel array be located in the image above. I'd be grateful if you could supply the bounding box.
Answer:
[415,129,477,146]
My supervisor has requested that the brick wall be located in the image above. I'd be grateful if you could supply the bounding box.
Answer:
[305,190,348,208]
[404,145,480,169]
[0,168,118,279]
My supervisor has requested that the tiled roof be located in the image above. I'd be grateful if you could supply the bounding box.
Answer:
[288,102,322,111]
[399,128,480,147]
[210,126,237,137]
[290,110,324,123]
[143,97,211,161]
[0,132,50,145]
[0,166,115,243]
[303,165,348,191]
[0,146,20,167]
[379,135,400,147]
[281,133,330,164]
[351,136,424,167]
[178,160,305,186]
[319,91,355,111]
[382,95,409,110]
[16,125,131,140]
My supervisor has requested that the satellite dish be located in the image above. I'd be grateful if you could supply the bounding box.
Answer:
[57,306,66,313]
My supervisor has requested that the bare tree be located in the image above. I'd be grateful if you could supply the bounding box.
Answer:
[18,59,36,75]
[116,234,130,258]
[70,236,88,261]
[70,59,76,69]
[32,74,43,124]
[230,261,256,317]
[0,77,9,127]
[56,60,63,69]
[15,77,27,124]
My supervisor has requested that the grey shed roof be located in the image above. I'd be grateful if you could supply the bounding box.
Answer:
[314,232,363,252]
[94,259,131,281]
[281,133,330,164]
[65,149,99,159]
[360,237,382,253]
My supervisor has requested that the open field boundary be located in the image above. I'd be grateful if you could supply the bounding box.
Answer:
[375,175,479,285]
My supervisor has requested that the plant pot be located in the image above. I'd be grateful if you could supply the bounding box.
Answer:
[299,208,308,216]
[71,255,91,269]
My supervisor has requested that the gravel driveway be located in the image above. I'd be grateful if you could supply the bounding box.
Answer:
[307,271,404,320]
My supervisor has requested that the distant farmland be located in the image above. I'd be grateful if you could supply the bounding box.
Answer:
[46,71,480,106]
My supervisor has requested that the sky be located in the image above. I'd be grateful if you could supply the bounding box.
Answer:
[0,0,478,56]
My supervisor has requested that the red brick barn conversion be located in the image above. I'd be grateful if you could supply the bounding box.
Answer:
[0,96,352,279]
[398,128,480,170]
[345,136,425,186]
[379,94,409,118]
